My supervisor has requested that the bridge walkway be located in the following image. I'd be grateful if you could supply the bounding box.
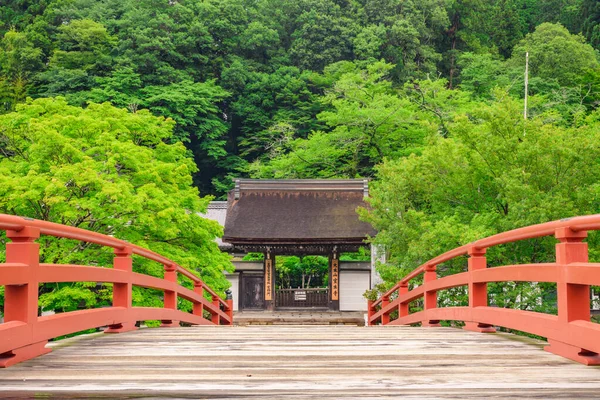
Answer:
[1,325,599,399]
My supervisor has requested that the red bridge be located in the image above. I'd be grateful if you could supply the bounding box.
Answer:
[368,214,600,366]
[1,213,600,398]
[0,214,232,368]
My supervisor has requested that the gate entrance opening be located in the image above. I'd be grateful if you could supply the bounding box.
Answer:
[274,255,329,310]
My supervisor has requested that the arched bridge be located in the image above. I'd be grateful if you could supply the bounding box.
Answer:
[1,214,600,398]
[368,214,600,366]
[0,214,232,367]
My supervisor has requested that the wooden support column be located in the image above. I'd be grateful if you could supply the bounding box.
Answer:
[264,250,274,311]
[0,227,51,367]
[545,227,600,365]
[105,246,137,333]
[399,283,409,318]
[211,295,220,325]
[422,264,441,327]
[193,283,204,319]
[161,263,179,327]
[330,249,340,311]
[464,246,496,333]
[381,296,390,324]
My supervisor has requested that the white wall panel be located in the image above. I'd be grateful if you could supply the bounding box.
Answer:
[340,270,370,311]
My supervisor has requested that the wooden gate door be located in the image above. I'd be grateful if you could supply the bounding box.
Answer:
[242,274,265,310]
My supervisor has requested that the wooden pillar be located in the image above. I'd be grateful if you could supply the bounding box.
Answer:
[1,227,51,367]
[381,296,390,324]
[330,249,340,311]
[160,263,179,327]
[264,250,274,311]
[399,283,409,318]
[422,264,440,327]
[193,283,204,319]
[464,246,496,333]
[545,227,600,365]
[211,295,220,325]
[105,246,137,333]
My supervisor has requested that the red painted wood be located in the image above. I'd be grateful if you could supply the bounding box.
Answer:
[369,214,600,365]
[0,213,233,368]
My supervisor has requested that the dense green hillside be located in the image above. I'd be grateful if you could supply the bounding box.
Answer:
[1,0,598,195]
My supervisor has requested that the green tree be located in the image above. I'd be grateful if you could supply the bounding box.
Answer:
[362,93,600,309]
[509,23,599,88]
[289,0,357,71]
[250,62,465,179]
[0,97,233,314]
[581,0,600,48]
[0,29,42,111]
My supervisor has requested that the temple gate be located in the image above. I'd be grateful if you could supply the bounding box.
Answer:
[217,179,377,312]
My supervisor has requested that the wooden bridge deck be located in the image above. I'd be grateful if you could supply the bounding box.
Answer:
[1,325,600,399]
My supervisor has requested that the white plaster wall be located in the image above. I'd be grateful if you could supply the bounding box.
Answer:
[226,273,240,311]
[199,201,229,248]
[370,244,385,288]
[340,270,370,311]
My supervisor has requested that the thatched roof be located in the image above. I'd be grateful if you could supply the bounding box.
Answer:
[222,180,376,251]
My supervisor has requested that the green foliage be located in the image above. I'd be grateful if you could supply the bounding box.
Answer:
[242,252,265,261]
[509,23,599,88]
[339,248,371,261]
[275,255,329,289]
[0,98,233,314]
[249,61,434,178]
[362,93,600,312]
[2,0,600,196]
[0,29,43,110]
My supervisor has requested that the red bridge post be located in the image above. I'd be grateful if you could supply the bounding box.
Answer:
[422,265,440,327]
[193,283,204,318]
[161,263,179,327]
[399,283,409,318]
[381,296,390,325]
[464,247,495,333]
[545,227,599,364]
[105,246,137,333]
[0,227,50,367]
[367,300,374,326]
[211,295,221,325]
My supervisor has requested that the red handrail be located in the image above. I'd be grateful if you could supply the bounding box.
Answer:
[0,214,233,367]
[368,214,600,366]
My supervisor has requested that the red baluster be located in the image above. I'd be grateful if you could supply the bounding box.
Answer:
[211,295,221,325]
[193,283,204,320]
[545,227,600,365]
[105,246,137,333]
[464,247,495,333]
[381,296,390,325]
[161,263,179,327]
[0,227,50,367]
[422,265,440,327]
[399,283,409,320]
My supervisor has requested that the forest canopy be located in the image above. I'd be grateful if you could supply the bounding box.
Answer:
[2,0,599,194]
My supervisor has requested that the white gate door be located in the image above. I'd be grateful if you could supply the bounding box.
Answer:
[339,270,370,311]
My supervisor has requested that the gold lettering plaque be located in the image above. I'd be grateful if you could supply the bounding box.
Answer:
[331,258,339,301]
[265,258,273,301]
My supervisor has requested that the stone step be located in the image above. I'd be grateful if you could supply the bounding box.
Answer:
[233,311,366,326]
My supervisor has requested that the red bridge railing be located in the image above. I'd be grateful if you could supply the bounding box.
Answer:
[368,215,600,365]
[0,214,233,367]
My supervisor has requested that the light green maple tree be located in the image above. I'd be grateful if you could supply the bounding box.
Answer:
[0,97,233,315]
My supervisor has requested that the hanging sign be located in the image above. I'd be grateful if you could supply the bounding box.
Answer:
[331,258,339,301]
[265,258,273,301]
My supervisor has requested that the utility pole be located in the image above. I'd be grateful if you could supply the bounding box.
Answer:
[524,52,529,121]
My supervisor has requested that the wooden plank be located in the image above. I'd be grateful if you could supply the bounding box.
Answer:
[1,325,600,398]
